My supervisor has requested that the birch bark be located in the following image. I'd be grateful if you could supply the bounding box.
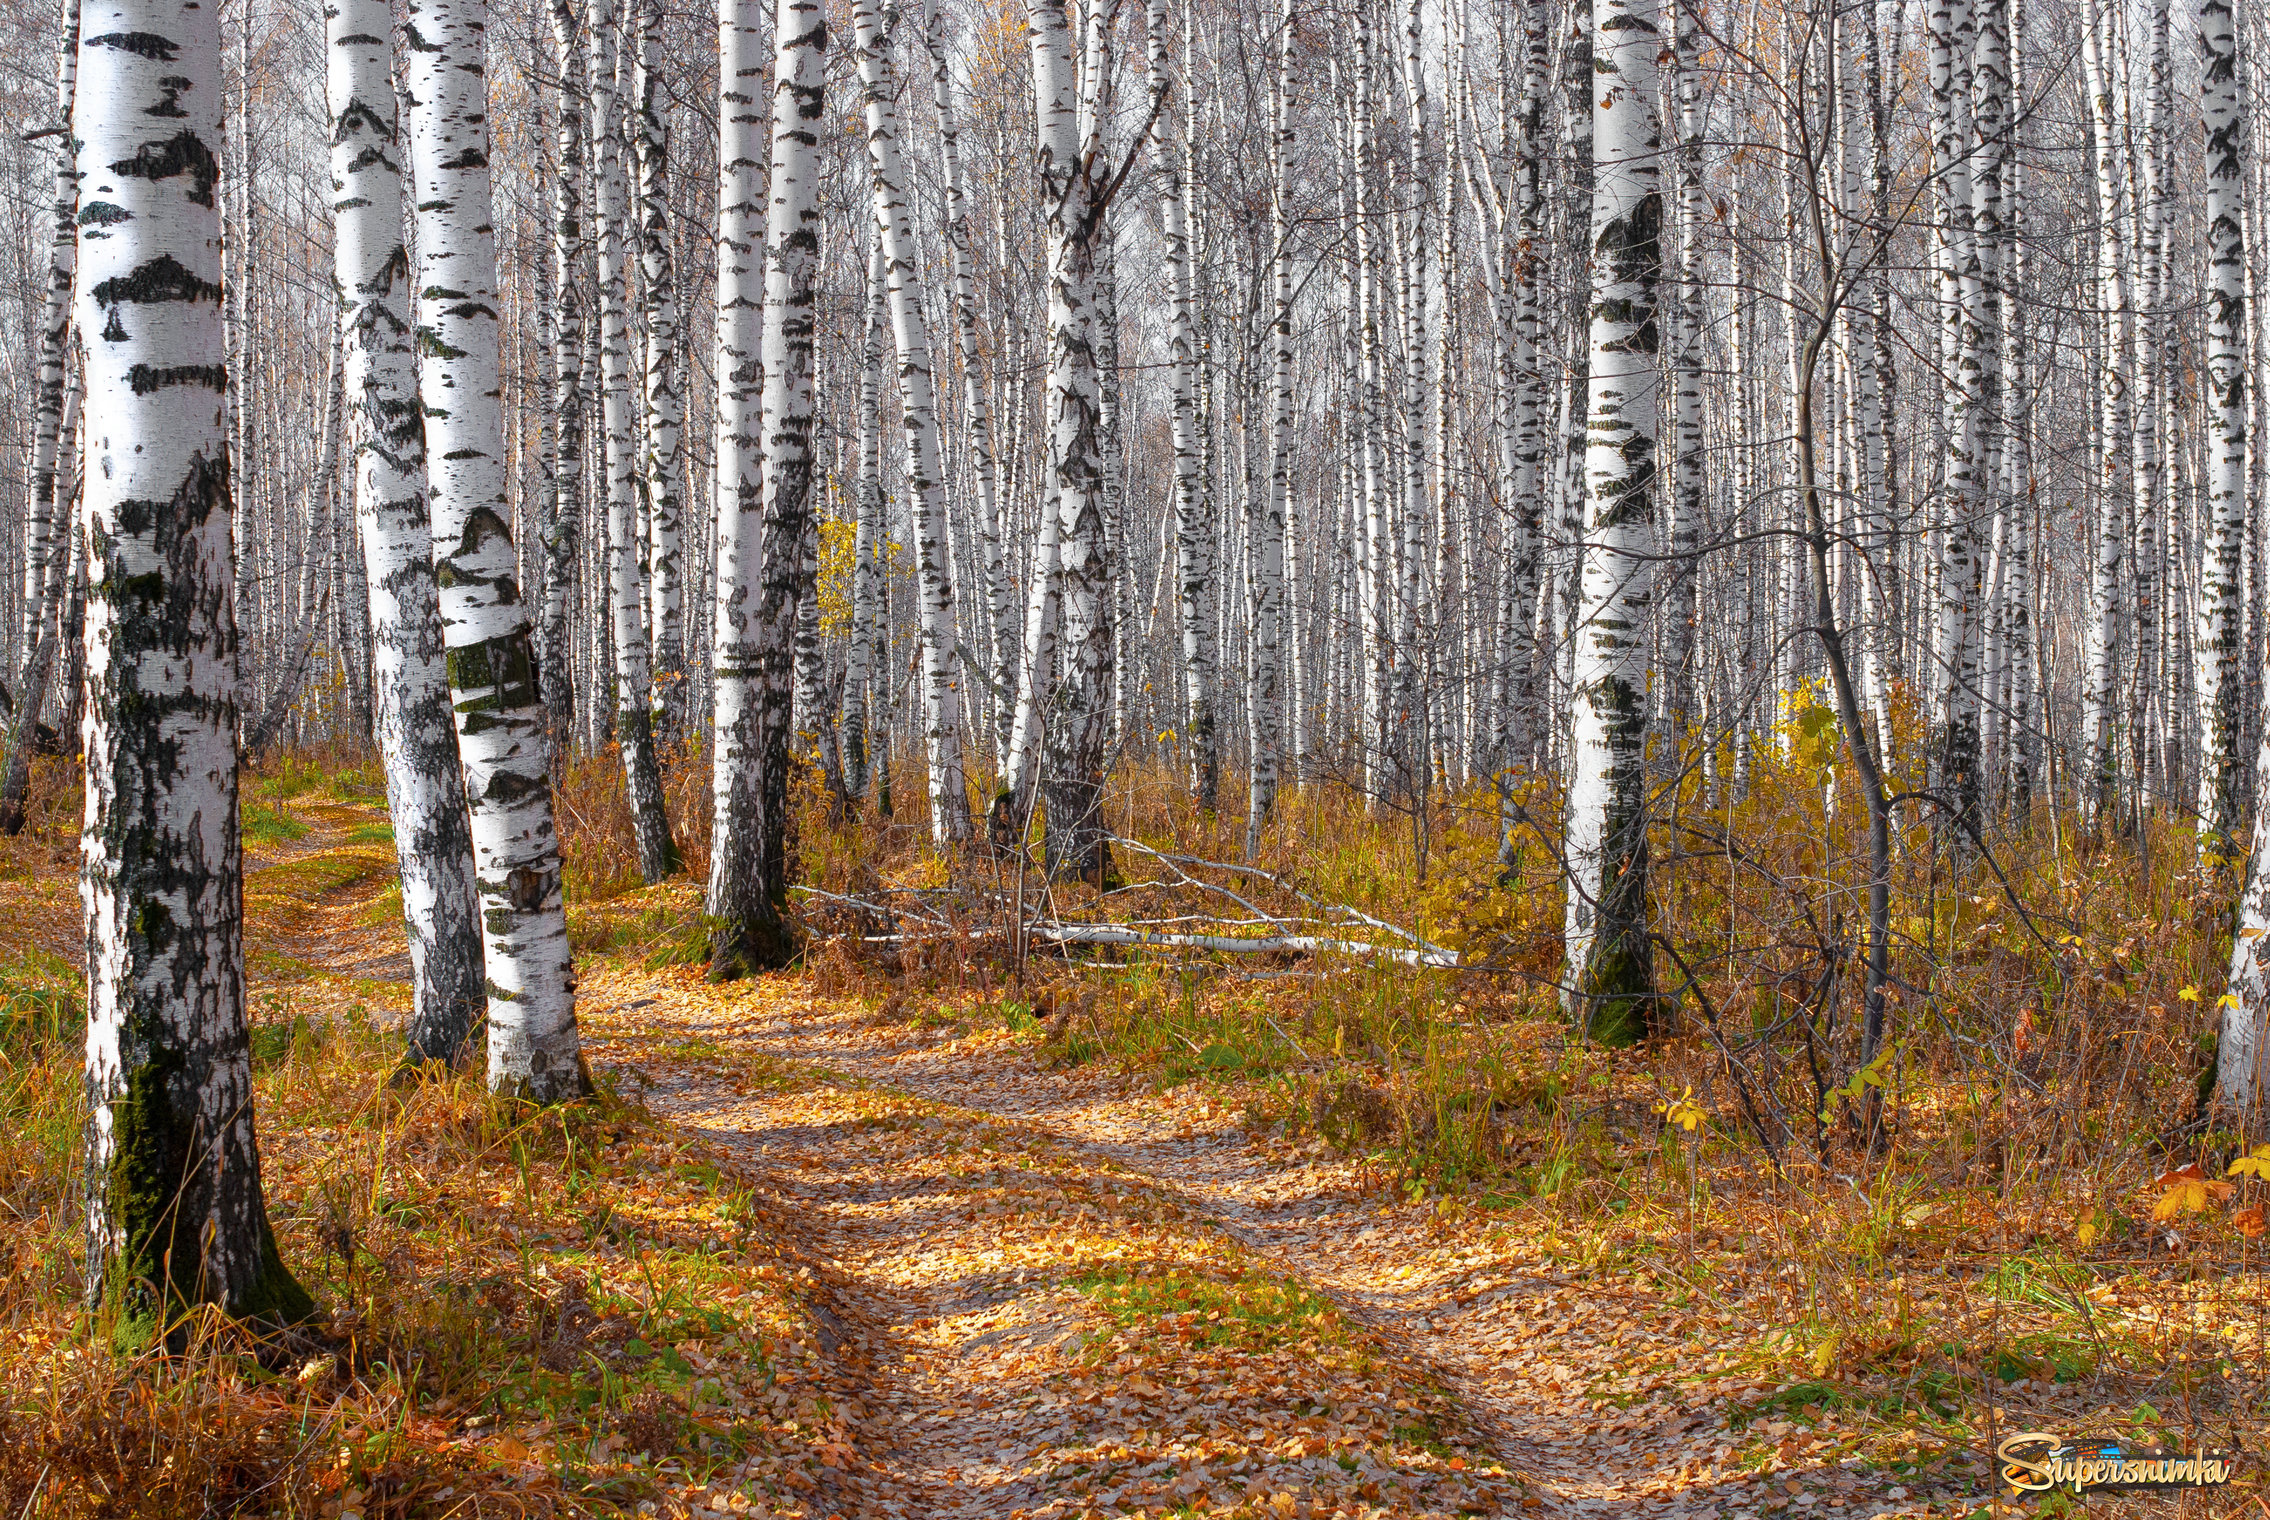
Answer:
[707,0,821,975]
[2198,0,2248,839]
[76,0,312,1324]
[539,0,583,747]
[1561,0,1662,1045]
[590,0,676,882]
[634,0,686,737]
[2080,0,2135,827]
[855,0,974,846]
[404,0,588,1099]
[328,0,485,1065]
[1246,0,1292,856]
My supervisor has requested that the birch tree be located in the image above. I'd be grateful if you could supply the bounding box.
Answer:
[403,0,588,1100]
[855,0,972,846]
[1247,0,1292,855]
[2196,0,2248,842]
[75,0,311,1326]
[538,0,584,745]
[1561,0,1663,1044]
[707,0,822,976]
[590,0,677,883]
[635,0,686,736]
[328,0,485,1066]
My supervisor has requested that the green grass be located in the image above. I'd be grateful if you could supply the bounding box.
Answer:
[0,949,79,1054]
[1071,1265,1343,1352]
[243,801,310,845]
[345,821,395,845]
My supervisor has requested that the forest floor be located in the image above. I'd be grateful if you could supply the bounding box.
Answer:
[3,763,2266,1518]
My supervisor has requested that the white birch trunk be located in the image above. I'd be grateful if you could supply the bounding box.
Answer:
[590,0,676,883]
[707,0,819,973]
[404,0,587,1099]
[2198,0,2249,839]
[2081,0,2136,826]
[77,0,311,1323]
[328,0,485,1065]
[855,0,973,845]
[1147,0,1217,814]
[1027,0,1122,882]
[924,0,1015,771]
[1246,0,1292,856]
[634,0,685,737]
[1562,0,1662,1045]
[538,0,584,743]
[843,234,886,799]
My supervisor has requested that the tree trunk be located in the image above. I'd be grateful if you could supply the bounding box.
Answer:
[590,0,677,884]
[855,0,973,847]
[706,0,822,976]
[540,0,585,753]
[76,0,312,1330]
[327,0,486,1066]
[1561,0,1662,1047]
[634,0,686,742]
[2197,0,2247,844]
[404,0,588,1101]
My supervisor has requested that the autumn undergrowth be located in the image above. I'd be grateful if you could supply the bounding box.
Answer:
[4,713,2267,1506]
[0,746,869,1517]
[772,718,2270,1469]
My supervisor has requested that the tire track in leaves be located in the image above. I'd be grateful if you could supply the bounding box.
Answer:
[589,979,1985,1520]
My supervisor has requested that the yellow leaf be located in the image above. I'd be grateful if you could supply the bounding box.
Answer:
[2222,993,2246,1011]
[2154,1163,2237,1219]
[2180,986,2202,1002]
[2227,1145,2270,1179]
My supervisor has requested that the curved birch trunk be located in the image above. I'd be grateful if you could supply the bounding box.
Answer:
[855,0,972,847]
[76,0,311,1326]
[404,0,587,1101]
[590,0,676,884]
[1562,0,1662,1046]
[707,0,821,975]
[327,0,485,1066]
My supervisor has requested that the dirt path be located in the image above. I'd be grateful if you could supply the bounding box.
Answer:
[581,976,1974,1520]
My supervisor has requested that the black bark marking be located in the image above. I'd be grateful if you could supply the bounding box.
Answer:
[85,29,180,58]
[109,130,220,207]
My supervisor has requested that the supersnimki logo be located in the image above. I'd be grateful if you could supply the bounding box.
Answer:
[1995,1431,2239,1497]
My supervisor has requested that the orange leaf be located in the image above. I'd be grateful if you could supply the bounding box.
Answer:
[2235,1204,2266,1239]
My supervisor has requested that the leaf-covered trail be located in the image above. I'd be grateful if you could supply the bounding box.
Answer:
[580,969,1967,1520]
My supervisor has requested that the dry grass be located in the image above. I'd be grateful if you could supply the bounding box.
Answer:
[2,717,2267,1512]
